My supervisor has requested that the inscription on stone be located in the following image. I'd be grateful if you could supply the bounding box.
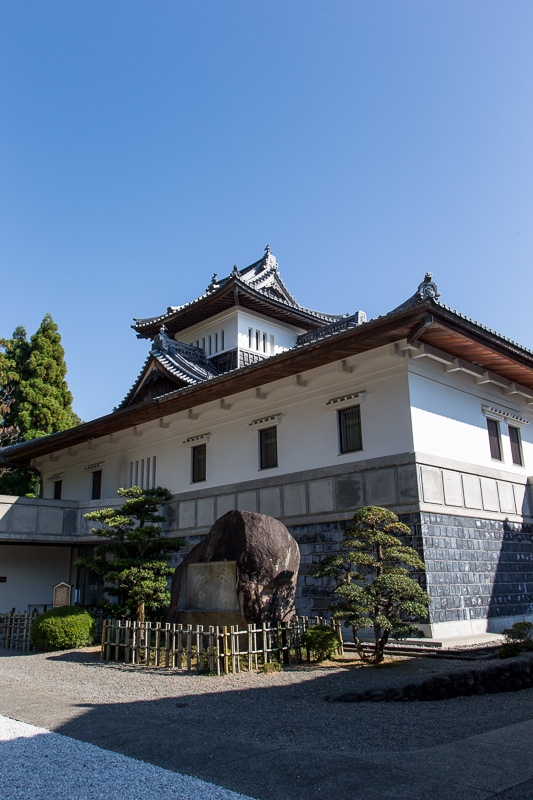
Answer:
[53,582,71,607]
[186,561,239,612]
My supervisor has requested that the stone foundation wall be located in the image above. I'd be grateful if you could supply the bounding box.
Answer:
[412,512,533,636]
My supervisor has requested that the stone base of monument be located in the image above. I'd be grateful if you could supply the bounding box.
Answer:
[174,610,247,629]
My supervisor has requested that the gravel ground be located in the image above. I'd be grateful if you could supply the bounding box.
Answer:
[1,645,533,755]
[3,646,533,800]
[0,715,256,800]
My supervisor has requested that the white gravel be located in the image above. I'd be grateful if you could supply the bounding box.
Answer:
[0,714,256,800]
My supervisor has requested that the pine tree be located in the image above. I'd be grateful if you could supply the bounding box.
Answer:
[0,315,80,495]
[313,506,430,664]
[76,486,184,621]
[17,313,80,440]
[0,326,29,431]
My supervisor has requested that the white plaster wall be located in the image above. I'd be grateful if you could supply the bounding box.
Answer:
[0,545,72,611]
[236,310,305,355]
[409,364,533,475]
[178,308,238,355]
[176,306,304,357]
[36,348,413,500]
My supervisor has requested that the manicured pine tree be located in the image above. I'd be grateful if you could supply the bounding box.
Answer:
[77,486,184,622]
[313,506,430,664]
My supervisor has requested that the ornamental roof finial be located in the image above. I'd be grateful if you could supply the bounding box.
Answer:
[232,264,240,276]
[206,273,219,292]
[265,244,271,256]
[415,272,440,302]
[152,324,170,352]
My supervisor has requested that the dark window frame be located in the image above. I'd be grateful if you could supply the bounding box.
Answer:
[487,418,503,461]
[508,425,524,467]
[191,443,207,483]
[259,426,278,470]
[91,470,102,500]
[337,405,363,454]
[53,480,62,500]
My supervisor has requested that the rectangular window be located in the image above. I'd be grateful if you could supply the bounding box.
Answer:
[192,444,207,482]
[509,426,523,466]
[201,337,205,350]
[220,330,224,350]
[487,418,503,461]
[256,330,260,350]
[129,462,133,488]
[248,328,253,348]
[263,332,267,352]
[152,455,157,487]
[208,335,212,355]
[270,334,275,354]
[338,405,363,454]
[53,480,62,500]
[140,458,145,488]
[134,460,139,485]
[91,470,102,500]
[259,426,278,469]
[214,332,218,352]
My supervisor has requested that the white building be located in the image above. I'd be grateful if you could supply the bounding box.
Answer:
[1,248,532,638]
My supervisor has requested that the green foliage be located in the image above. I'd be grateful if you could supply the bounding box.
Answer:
[258,661,284,673]
[301,624,341,661]
[498,621,533,658]
[0,316,80,496]
[30,606,95,651]
[312,506,430,665]
[498,641,525,659]
[76,486,184,621]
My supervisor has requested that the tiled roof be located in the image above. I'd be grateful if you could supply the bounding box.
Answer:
[133,247,345,331]
[118,337,220,409]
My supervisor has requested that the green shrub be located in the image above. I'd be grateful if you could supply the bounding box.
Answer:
[258,661,283,673]
[498,641,524,659]
[31,606,95,651]
[301,624,341,661]
[498,621,533,659]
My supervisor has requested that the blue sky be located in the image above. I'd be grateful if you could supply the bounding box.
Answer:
[1,1,532,421]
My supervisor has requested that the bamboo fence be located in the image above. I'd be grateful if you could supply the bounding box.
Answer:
[0,610,35,651]
[100,616,343,675]
[0,610,343,673]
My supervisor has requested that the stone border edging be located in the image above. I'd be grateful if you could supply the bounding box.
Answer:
[328,655,533,703]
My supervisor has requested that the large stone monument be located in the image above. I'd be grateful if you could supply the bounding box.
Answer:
[168,510,300,628]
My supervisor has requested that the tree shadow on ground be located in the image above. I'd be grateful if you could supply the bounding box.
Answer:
[44,654,533,800]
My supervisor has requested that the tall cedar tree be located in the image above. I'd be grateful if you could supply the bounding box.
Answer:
[77,487,184,621]
[313,506,430,664]
[0,316,80,495]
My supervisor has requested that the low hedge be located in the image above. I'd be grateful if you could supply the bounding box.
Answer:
[30,606,96,651]
[330,655,533,703]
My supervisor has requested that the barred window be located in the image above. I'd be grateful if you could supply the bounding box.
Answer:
[338,405,363,454]
[487,418,502,461]
[192,444,207,483]
[509,426,523,466]
[259,426,278,469]
[91,470,102,500]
